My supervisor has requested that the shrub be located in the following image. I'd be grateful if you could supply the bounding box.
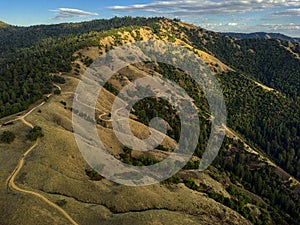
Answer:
[60,101,67,106]
[183,160,200,170]
[26,126,44,141]
[0,131,15,144]
[85,169,102,181]
[184,178,199,191]
[165,176,182,184]
[54,89,61,95]
[55,199,67,207]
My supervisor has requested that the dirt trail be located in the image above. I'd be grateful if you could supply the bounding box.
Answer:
[5,85,80,225]
[279,42,300,60]
[53,83,62,91]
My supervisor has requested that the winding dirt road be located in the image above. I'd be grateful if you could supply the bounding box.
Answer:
[5,86,79,225]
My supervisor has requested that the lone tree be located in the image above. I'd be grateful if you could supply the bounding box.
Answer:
[26,126,44,141]
[0,131,16,144]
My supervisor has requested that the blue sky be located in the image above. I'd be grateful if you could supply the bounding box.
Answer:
[0,0,299,37]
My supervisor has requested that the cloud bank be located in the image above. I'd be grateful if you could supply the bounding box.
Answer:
[273,8,300,16]
[109,0,300,16]
[259,23,300,31]
[51,8,99,20]
[109,1,300,36]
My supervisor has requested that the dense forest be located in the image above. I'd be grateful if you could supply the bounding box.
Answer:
[182,27,300,98]
[0,17,162,117]
[218,72,300,179]
[214,137,300,225]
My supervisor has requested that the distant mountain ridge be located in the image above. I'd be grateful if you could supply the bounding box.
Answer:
[224,32,300,43]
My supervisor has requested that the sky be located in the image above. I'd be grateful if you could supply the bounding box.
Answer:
[0,0,299,37]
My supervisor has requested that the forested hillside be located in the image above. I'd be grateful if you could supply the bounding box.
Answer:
[182,27,300,98]
[0,17,161,53]
[0,17,161,117]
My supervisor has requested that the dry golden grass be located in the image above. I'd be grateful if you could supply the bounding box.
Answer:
[175,38,233,74]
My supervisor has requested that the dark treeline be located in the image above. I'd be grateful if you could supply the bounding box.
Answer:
[0,17,162,54]
[0,17,162,118]
[183,27,300,98]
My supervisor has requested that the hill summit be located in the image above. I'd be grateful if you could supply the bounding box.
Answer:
[0,21,9,27]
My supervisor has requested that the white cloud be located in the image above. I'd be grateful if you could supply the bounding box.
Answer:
[272,8,300,16]
[259,23,300,30]
[201,23,223,30]
[109,0,300,16]
[196,21,300,36]
[201,22,248,32]
[228,22,238,26]
[50,8,99,20]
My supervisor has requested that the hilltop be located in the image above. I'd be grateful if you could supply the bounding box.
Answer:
[0,20,9,27]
